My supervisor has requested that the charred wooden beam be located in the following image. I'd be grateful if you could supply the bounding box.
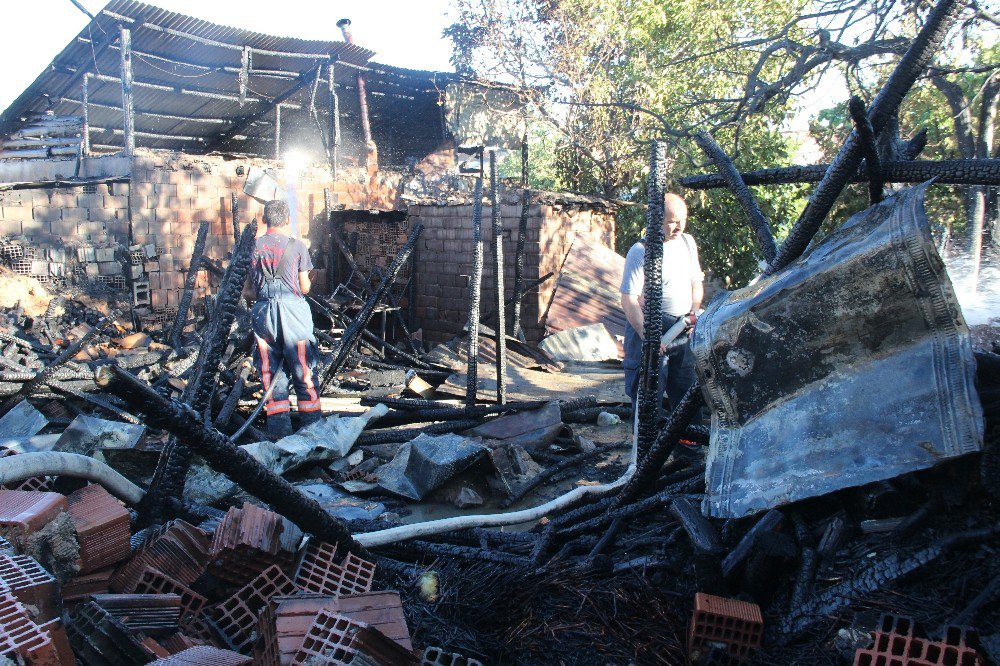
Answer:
[96,365,369,559]
[81,76,91,156]
[490,151,508,404]
[231,192,240,244]
[670,496,724,554]
[679,157,1000,189]
[328,62,340,176]
[848,96,884,204]
[466,175,485,407]
[170,221,209,349]
[721,509,783,579]
[118,26,135,158]
[767,0,962,276]
[694,131,777,262]
[511,138,530,342]
[638,141,667,455]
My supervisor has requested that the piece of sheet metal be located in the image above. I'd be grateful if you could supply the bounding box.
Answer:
[375,433,488,501]
[692,184,983,519]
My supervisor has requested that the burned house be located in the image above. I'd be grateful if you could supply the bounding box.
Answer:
[0,0,616,343]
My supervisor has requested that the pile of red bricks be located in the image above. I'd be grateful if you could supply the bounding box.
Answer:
[854,614,986,666]
[0,483,480,664]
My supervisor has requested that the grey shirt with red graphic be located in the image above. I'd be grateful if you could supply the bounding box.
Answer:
[250,231,313,298]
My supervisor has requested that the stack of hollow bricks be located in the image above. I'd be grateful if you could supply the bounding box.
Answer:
[408,198,615,347]
[0,485,403,664]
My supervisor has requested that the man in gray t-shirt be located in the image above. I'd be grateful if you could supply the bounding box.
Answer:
[620,193,704,410]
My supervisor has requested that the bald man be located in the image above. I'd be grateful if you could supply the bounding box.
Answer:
[620,192,704,412]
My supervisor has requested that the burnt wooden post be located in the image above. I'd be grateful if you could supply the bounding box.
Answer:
[170,221,210,349]
[238,46,249,106]
[694,131,777,263]
[327,62,340,176]
[490,151,508,404]
[81,75,90,156]
[511,137,529,342]
[637,141,667,456]
[231,192,240,244]
[848,96,884,204]
[466,172,485,407]
[767,0,962,276]
[273,105,282,159]
[324,188,339,288]
[118,26,135,158]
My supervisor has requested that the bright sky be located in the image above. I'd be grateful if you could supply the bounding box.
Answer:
[0,0,457,113]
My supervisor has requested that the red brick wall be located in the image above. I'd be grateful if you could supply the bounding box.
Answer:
[408,199,615,348]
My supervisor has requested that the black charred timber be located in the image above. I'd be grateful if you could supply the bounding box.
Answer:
[683,423,711,445]
[101,349,172,370]
[96,365,369,559]
[670,497,724,554]
[588,517,624,559]
[790,546,819,609]
[557,474,704,542]
[148,222,257,520]
[499,442,625,509]
[741,531,797,599]
[320,224,424,390]
[901,128,929,160]
[466,175,485,407]
[777,524,1000,641]
[231,192,240,244]
[609,385,704,510]
[766,0,962,276]
[678,157,1000,189]
[721,508,784,579]
[532,527,555,565]
[48,380,140,424]
[359,326,431,369]
[950,571,1000,627]
[0,315,107,416]
[0,369,91,382]
[511,137,529,342]
[170,221,209,349]
[214,364,249,428]
[638,141,667,455]
[490,152,508,404]
[694,131,777,263]
[817,513,850,557]
[848,96,884,204]
[892,497,938,537]
[382,540,533,567]
[225,411,271,444]
[354,419,481,446]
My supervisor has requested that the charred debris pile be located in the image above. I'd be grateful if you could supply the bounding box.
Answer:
[0,1,1000,665]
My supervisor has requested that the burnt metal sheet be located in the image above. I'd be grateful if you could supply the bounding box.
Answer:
[375,433,488,501]
[692,184,983,519]
[465,401,563,448]
[54,415,145,457]
[0,401,48,439]
[544,240,627,358]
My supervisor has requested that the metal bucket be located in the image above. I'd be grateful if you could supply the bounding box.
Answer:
[692,183,983,518]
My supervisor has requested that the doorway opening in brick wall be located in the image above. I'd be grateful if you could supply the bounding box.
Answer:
[318,209,415,349]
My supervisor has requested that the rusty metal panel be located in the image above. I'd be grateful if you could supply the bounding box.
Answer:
[692,184,983,519]
[544,239,627,358]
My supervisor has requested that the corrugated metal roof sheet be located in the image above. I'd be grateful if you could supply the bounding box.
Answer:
[544,239,627,358]
[0,0,453,155]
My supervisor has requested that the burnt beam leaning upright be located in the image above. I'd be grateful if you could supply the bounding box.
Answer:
[490,151,508,404]
[637,141,667,456]
[466,171,485,407]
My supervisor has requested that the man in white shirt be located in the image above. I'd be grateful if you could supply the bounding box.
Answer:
[620,193,704,412]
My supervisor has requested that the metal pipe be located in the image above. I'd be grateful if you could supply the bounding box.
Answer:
[337,19,375,170]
